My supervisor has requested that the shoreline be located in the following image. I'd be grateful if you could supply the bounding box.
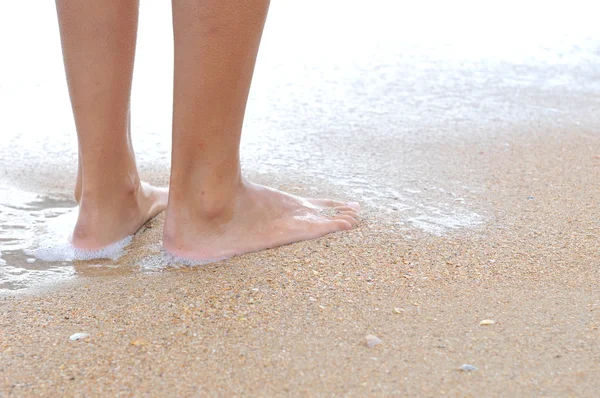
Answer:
[2,131,600,395]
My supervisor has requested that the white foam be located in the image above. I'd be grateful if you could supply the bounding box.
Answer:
[137,249,226,271]
[24,207,132,262]
[28,236,132,262]
[408,210,483,236]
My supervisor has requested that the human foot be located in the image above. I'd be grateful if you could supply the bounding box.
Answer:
[72,182,168,249]
[163,181,360,262]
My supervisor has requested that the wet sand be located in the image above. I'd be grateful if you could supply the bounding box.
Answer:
[2,131,600,396]
[2,0,600,396]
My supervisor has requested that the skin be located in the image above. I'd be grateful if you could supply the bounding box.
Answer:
[55,0,360,261]
[55,0,168,249]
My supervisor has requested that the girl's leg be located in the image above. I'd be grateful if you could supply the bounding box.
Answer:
[55,0,167,249]
[164,0,359,260]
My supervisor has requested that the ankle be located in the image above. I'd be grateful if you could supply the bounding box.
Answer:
[168,175,245,221]
[79,173,142,205]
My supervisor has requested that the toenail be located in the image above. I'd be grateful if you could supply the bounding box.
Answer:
[346,202,360,211]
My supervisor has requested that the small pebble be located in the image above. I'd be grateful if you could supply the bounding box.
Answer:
[69,333,89,341]
[130,339,148,347]
[459,364,477,372]
[365,334,382,348]
[393,308,404,314]
[480,319,495,326]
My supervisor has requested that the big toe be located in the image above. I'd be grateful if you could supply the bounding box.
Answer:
[308,198,360,212]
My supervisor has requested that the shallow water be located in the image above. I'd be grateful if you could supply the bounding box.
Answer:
[1,0,599,293]
[0,191,75,291]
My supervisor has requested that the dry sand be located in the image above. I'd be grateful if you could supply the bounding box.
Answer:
[2,130,600,397]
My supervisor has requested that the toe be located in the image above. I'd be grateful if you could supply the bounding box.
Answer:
[308,198,347,208]
[334,205,356,212]
[334,214,359,227]
[346,202,361,212]
[337,210,359,219]
[292,218,351,242]
[331,218,353,230]
[334,206,360,217]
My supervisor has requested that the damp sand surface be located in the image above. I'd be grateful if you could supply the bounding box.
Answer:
[3,142,600,396]
[2,0,600,396]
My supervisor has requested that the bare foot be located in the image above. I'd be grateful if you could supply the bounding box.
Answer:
[72,182,168,249]
[163,181,360,261]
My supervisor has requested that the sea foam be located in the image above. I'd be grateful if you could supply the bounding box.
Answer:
[24,208,132,262]
[137,249,226,271]
[28,235,132,262]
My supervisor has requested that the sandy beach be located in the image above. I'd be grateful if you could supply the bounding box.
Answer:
[3,130,600,396]
[2,0,600,396]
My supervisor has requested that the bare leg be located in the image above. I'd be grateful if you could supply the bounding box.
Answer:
[164,0,359,261]
[56,0,167,249]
